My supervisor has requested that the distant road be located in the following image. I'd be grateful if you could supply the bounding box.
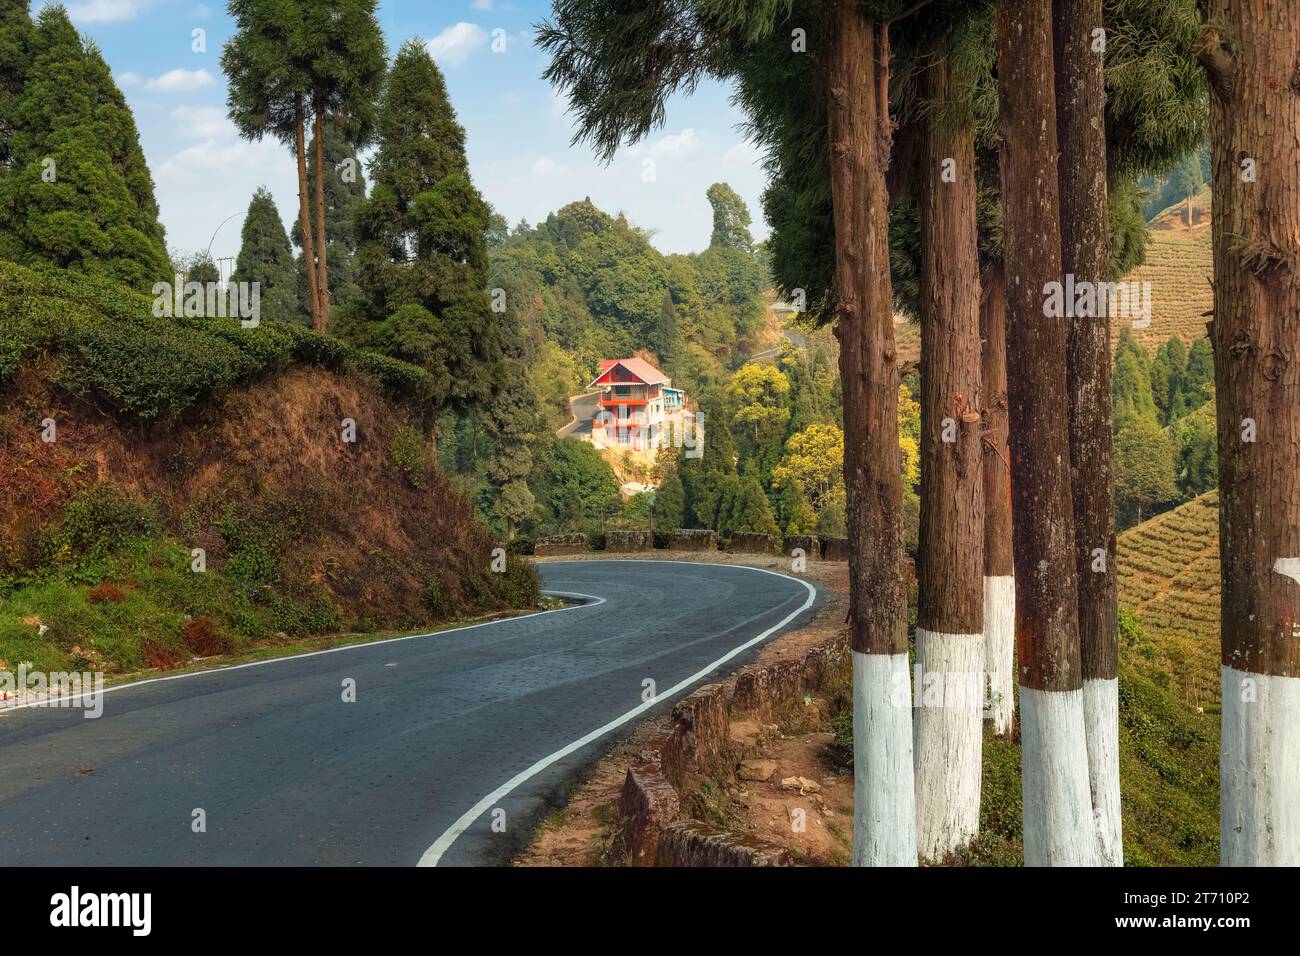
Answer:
[0,560,818,866]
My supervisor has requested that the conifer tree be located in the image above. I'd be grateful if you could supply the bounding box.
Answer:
[1196,0,1300,865]
[292,124,367,313]
[1,4,167,284]
[705,181,754,251]
[232,187,300,323]
[353,39,498,412]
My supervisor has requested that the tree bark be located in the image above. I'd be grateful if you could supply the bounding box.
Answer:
[981,264,1015,737]
[914,47,985,861]
[826,0,915,867]
[312,99,331,332]
[295,93,320,330]
[1053,0,1121,866]
[1197,0,1300,866]
[997,0,1095,866]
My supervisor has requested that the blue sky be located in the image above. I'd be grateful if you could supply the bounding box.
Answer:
[45,0,771,265]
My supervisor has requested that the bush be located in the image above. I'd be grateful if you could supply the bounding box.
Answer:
[59,486,159,559]
[389,424,429,488]
[349,350,436,404]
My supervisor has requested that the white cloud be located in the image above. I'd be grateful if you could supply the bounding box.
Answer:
[531,157,567,179]
[426,22,488,68]
[170,105,228,141]
[625,128,701,160]
[144,69,217,93]
[65,0,139,23]
[190,3,212,18]
[116,71,142,86]
[471,0,494,9]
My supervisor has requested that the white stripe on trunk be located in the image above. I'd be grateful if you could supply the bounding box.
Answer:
[1220,664,1300,866]
[852,651,917,866]
[913,629,984,860]
[983,575,1015,735]
[1019,685,1097,865]
[1083,676,1122,865]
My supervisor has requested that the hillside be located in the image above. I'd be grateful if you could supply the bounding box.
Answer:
[0,261,538,677]
[1117,491,1221,710]
[1110,187,1214,356]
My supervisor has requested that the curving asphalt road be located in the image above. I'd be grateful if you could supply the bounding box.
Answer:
[0,560,818,866]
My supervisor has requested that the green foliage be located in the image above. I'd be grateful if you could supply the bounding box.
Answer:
[1112,326,1159,430]
[706,181,753,251]
[292,124,368,311]
[388,423,430,488]
[1173,401,1217,499]
[57,485,159,560]
[1115,415,1180,528]
[0,4,168,284]
[0,259,429,419]
[537,438,621,534]
[352,39,497,413]
[652,472,686,534]
[233,186,301,324]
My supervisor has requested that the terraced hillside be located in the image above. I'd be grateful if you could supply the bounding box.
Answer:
[1111,187,1214,355]
[1117,491,1221,711]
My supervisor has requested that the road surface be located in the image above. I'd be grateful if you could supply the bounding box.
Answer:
[0,560,818,866]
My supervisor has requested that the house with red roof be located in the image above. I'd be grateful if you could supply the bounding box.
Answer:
[583,357,688,455]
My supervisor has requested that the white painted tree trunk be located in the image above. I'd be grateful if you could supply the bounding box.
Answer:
[913,629,984,860]
[1220,664,1300,866]
[1083,677,1122,865]
[1019,685,1098,865]
[983,574,1015,735]
[852,651,917,866]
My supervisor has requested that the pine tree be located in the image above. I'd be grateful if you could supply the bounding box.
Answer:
[222,0,320,327]
[998,0,1095,865]
[0,0,32,173]
[292,124,367,315]
[232,187,300,324]
[911,11,987,861]
[299,0,386,331]
[1,4,167,285]
[1196,0,1300,865]
[353,39,498,413]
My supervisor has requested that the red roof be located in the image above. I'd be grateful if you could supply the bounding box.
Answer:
[587,357,670,389]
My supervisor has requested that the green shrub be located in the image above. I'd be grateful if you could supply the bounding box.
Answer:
[349,350,436,403]
[389,424,429,488]
[59,486,159,558]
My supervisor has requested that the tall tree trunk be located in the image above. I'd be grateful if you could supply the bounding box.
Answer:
[914,48,985,861]
[295,93,320,330]
[826,0,915,867]
[996,0,1095,866]
[981,263,1015,737]
[1197,0,1300,867]
[312,99,331,332]
[1053,0,1122,866]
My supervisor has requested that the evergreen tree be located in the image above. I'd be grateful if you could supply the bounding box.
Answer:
[705,181,753,251]
[232,187,300,323]
[0,0,33,173]
[1112,327,1159,428]
[651,471,685,535]
[0,4,167,284]
[223,0,320,325]
[353,39,499,412]
[1174,401,1217,499]
[1182,337,1213,410]
[292,124,367,313]
[300,0,386,330]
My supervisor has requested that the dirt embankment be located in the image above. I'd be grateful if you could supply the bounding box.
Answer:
[1,364,525,638]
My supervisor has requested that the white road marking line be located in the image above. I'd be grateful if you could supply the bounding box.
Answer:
[0,593,605,713]
[418,562,817,867]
